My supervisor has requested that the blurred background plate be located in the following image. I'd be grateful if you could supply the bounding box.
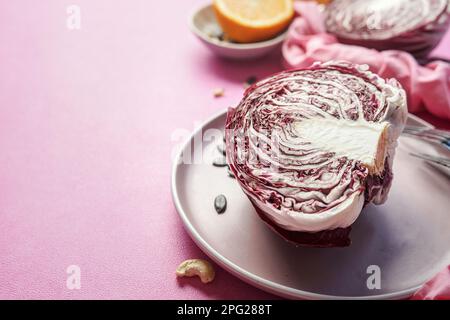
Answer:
[171,110,450,299]
[189,4,288,60]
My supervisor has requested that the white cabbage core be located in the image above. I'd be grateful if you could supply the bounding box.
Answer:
[293,118,389,174]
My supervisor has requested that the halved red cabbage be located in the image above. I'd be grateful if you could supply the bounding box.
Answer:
[225,61,407,247]
[324,0,450,60]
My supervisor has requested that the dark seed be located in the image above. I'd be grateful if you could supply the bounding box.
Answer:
[216,33,236,43]
[222,135,226,143]
[227,167,235,179]
[212,156,227,167]
[217,143,226,156]
[244,76,258,89]
[246,76,257,85]
[214,195,227,214]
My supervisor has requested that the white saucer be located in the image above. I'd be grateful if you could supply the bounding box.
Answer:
[189,4,288,60]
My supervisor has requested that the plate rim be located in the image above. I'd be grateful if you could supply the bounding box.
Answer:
[171,109,434,300]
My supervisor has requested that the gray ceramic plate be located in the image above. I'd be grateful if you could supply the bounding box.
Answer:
[171,109,450,300]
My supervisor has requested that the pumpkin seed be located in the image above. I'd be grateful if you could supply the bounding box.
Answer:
[212,156,227,167]
[214,195,227,214]
[217,143,226,156]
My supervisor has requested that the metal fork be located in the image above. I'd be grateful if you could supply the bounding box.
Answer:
[409,153,450,169]
[409,152,450,177]
[402,126,450,150]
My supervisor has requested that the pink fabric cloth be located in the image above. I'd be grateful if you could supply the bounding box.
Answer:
[412,266,450,300]
[283,3,450,120]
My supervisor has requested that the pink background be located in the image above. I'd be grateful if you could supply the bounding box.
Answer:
[0,0,449,299]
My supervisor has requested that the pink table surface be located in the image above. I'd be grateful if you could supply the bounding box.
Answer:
[0,0,449,300]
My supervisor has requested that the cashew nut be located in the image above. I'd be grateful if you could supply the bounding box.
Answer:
[176,259,215,284]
